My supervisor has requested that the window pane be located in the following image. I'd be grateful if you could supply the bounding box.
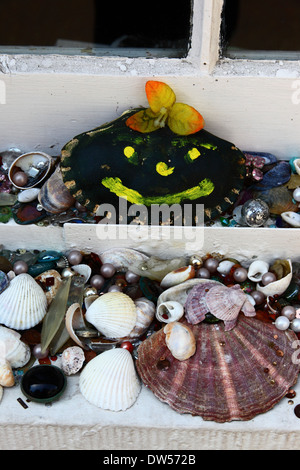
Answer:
[222,0,300,59]
[0,0,192,58]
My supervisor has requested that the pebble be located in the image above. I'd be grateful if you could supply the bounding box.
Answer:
[17,188,40,203]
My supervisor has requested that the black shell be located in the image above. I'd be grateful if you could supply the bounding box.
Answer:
[60,109,246,224]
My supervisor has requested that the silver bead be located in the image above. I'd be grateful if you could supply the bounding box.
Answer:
[291,318,300,333]
[241,199,269,227]
[275,315,290,331]
[281,305,296,321]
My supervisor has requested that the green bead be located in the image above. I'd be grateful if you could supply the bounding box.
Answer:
[0,206,12,223]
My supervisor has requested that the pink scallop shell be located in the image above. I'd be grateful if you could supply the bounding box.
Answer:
[136,316,300,422]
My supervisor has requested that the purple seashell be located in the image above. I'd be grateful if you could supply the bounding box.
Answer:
[184,281,219,324]
[243,151,278,166]
[0,270,9,294]
[251,161,291,191]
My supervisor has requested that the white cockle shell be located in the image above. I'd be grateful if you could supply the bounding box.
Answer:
[85,291,137,339]
[160,265,195,289]
[257,259,293,297]
[61,346,85,376]
[99,247,149,271]
[0,273,47,330]
[79,347,141,411]
[128,297,155,338]
[0,325,30,368]
[164,322,196,361]
[156,301,184,323]
[247,260,269,283]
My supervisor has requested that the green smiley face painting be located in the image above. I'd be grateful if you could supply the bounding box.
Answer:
[60,83,246,224]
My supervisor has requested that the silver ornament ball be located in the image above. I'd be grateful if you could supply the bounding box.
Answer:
[241,199,270,227]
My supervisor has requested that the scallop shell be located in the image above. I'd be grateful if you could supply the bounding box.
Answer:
[38,166,75,214]
[247,260,269,282]
[61,346,85,376]
[205,284,256,331]
[79,347,141,411]
[160,265,195,289]
[128,297,155,338]
[184,281,220,324]
[156,301,184,323]
[0,325,31,368]
[164,322,196,361]
[0,273,48,330]
[35,269,63,305]
[85,291,137,339]
[136,316,300,422]
[257,259,293,297]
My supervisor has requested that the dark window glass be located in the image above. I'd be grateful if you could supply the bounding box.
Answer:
[222,0,300,57]
[0,0,192,57]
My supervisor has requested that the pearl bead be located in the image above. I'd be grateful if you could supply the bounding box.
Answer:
[90,274,105,290]
[275,315,290,331]
[281,305,296,321]
[13,260,28,274]
[125,270,140,284]
[196,267,210,279]
[250,290,265,305]
[261,272,277,286]
[12,171,28,187]
[33,343,49,359]
[108,284,122,292]
[100,263,116,278]
[120,341,134,353]
[291,318,300,333]
[204,258,219,273]
[293,187,300,202]
[233,267,248,283]
[67,250,83,265]
[61,267,76,278]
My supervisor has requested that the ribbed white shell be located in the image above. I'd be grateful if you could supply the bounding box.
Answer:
[79,348,141,411]
[0,273,47,330]
[85,292,137,339]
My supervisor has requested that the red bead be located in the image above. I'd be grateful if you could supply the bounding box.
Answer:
[120,341,134,353]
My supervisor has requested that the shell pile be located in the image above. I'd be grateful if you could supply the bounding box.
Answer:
[0,245,299,423]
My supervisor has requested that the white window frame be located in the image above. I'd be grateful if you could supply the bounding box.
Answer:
[0,0,299,160]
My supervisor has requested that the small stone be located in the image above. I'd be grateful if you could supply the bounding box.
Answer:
[17,188,40,203]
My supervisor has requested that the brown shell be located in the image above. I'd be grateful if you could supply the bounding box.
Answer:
[136,316,300,422]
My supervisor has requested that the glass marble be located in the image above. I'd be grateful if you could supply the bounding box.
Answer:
[21,365,66,403]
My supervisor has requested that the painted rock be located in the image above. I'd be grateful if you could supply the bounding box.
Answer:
[60,109,246,223]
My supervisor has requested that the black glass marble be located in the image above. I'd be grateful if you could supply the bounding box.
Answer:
[21,365,67,403]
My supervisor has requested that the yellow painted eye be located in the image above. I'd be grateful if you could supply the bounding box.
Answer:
[156,162,175,176]
[184,147,201,163]
[124,146,139,165]
[124,146,135,158]
[188,148,200,160]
